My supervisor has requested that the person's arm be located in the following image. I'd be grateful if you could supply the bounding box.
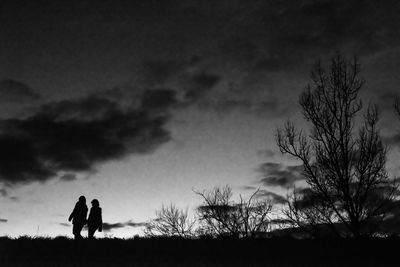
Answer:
[68,204,77,221]
[84,207,89,224]
[99,208,103,232]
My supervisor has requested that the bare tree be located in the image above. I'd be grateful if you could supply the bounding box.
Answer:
[277,55,397,237]
[144,204,196,238]
[195,186,273,238]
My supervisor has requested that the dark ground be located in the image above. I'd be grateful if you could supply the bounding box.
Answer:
[0,236,398,266]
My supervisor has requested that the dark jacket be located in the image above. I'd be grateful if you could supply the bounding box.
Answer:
[69,201,88,225]
[88,206,102,230]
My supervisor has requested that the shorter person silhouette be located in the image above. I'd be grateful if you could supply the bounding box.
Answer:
[87,199,102,239]
[68,196,88,240]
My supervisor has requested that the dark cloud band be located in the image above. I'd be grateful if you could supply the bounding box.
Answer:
[0,93,172,185]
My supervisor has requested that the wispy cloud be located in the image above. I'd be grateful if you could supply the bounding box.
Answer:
[59,220,148,232]
[101,220,148,232]
[242,186,287,204]
[59,173,77,182]
[255,189,287,205]
[258,163,304,188]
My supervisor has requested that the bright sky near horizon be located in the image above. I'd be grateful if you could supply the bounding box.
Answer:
[1,0,400,238]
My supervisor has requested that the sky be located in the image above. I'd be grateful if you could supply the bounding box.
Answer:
[1,0,400,238]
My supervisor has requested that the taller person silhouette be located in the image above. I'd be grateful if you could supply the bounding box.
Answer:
[68,196,88,240]
[88,199,103,239]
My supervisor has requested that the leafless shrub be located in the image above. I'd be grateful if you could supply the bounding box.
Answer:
[195,186,273,238]
[144,204,195,238]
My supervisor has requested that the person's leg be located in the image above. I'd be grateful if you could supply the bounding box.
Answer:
[73,224,84,240]
[88,226,95,239]
[72,224,79,240]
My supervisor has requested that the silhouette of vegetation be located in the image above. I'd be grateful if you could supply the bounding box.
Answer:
[143,186,273,238]
[195,186,273,237]
[144,204,195,238]
[277,55,398,237]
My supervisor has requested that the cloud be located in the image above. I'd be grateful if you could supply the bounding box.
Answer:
[241,185,257,191]
[378,92,399,108]
[291,187,323,210]
[2,1,400,122]
[255,189,287,205]
[101,222,125,231]
[262,0,399,63]
[253,57,283,72]
[0,79,41,103]
[136,63,223,112]
[0,187,18,200]
[59,173,77,182]
[220,37,259,66]
[139,60,186,86]
[196,77,295,118]
[0,94,172,185]
[175,0,400,118]
[242,186,286,204]
[258,163,304,188]
[0,188,7,197]
[128,0,400,118]
[102,220,148,232]
[58,220,147,231]
[136,58,223,111]
[124,221,148,228]
[192,0,400,74]
[8,196,18,201]
[140,89,179,111]
[383,134,400,148]
[257,149,276,158]
[182,72,221,102]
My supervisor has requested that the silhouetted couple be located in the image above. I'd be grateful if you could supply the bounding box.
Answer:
[68,196,103,240]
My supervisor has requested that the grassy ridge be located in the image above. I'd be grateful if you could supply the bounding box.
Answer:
[0,236,399,266]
